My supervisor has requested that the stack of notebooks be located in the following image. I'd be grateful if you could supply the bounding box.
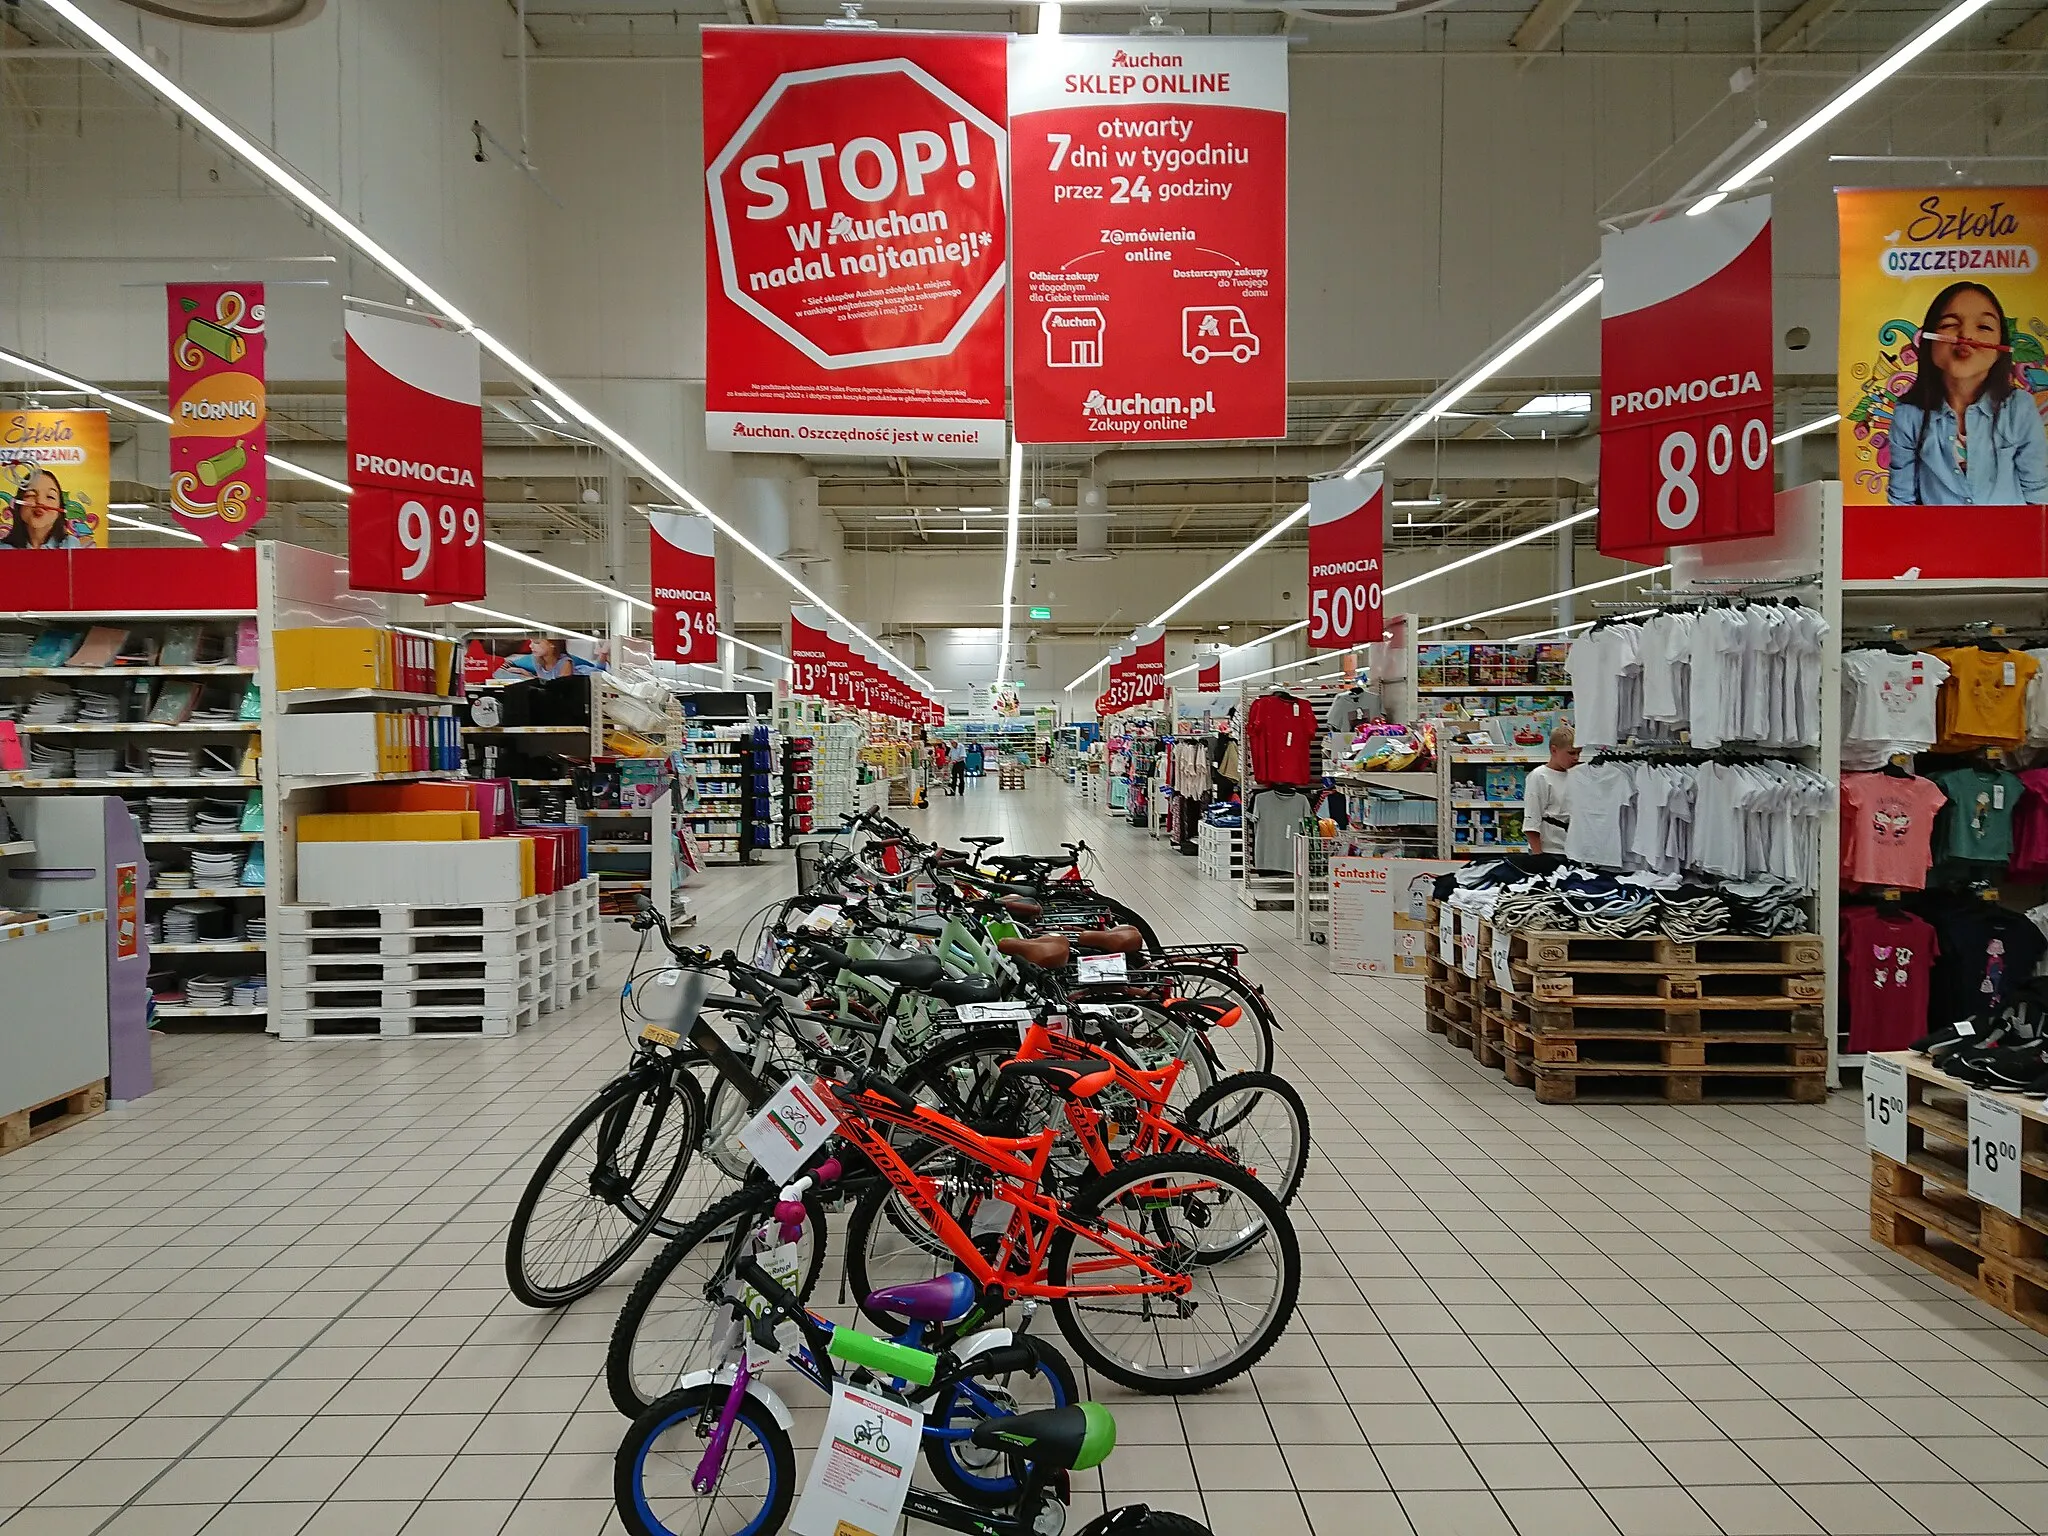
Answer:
[147,746,199,778]
[22,687,78,724]
[76,688,123,722]
[74,748,121,779]
[144,799,196,835]
[188,849,243,886]
[198,745,245,779]
[242,914,267,942]
[194,800,243,834]
[182,975,236,1009]
[161,901,233,943]
[27,743,74,779]
[0,633,33,667]
[230,978,266,1008]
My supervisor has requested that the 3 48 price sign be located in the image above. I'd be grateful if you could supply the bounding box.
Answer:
[668,607,719,660]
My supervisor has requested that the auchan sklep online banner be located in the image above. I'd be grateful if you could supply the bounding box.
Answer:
[702,27,1009,460]
[1009,36,1288,445]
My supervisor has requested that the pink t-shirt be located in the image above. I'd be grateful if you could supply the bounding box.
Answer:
[1840,772,1948,889]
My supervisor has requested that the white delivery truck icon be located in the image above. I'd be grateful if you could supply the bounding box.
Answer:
[1043,308,1105,368]
[1183,306,1259,365]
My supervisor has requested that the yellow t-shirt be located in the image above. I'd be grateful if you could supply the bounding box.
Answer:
[1934,646,2038,749]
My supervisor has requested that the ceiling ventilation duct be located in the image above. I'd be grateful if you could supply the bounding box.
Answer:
[1069,476,1112,562]
[116,0,325,27]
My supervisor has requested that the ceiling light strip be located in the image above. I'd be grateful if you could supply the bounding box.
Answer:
[1384,507,1598,598]
[1687,0,1999,215]
[104,511,202,545]
[1416,564,1673,635]
[448,602,597,642]
[33,0,931,690]
[1772,413,1840,445]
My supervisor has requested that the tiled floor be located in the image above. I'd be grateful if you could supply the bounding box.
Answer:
[5,776,2048,1535]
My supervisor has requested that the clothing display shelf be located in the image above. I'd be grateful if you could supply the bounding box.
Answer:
[0,547,279,1027]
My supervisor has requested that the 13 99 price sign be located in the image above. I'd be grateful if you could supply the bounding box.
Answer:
[351,487,487,601]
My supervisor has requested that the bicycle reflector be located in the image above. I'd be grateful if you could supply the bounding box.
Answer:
[882,844,904,876]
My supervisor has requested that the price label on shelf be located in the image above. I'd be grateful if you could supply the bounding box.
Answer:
[1969,1091,2025,1217]
[1436,906,1455,964]
[1863,1056,1908,1163]
[1490,928,1515,994]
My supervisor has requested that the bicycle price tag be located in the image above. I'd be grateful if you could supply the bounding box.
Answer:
[1077,953,1127,982]
[799,905,843,934]
[955,1001,1032,1027]
[790,1381,923,1536]
[1490,928,1515,994]
[1863,1055,1907,1163]
[1969,1090,2025,1217]
[752,931,788,975]
[735,1077,837,1185]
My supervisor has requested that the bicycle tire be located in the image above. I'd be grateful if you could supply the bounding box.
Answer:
[922,1332,1079,1507]
[1076,1511,1216,1536]
[505,1068,704,1309]
[616,1381,794,1536]
[607,1179,829,1417]
[1048,1150,1299,1394]
[1176,1070,1311,1208]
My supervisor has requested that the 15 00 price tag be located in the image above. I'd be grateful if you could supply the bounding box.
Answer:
[1969,1090,2025,1217]
[1863,1055,1907,1164]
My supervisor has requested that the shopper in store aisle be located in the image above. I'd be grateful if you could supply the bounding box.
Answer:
[1522,724,1579,855]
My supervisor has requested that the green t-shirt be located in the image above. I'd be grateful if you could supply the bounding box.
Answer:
[1936,766,2023,864]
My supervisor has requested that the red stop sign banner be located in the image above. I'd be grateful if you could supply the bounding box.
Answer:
[1598,197,1774,561]
[344,306,486,603]
[1307,473,1385,650]
[1010,37,1288,445]
[702,28,1008,461]
[650,510,719,665]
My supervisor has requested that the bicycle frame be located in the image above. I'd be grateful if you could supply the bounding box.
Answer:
[820,1079,1196,1310]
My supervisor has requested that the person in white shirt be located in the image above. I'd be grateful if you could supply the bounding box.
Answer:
[1523,725,1579,855]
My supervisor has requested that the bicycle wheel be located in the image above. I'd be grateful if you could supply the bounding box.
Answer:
[923,1333,1079,1507]
[1149,960,1278,1077]
[616,1382,794,1536]
[506,1069,706,1308]
[608,1180,829,1417]
[1048,1151,1299,1394]
[1176,1071,1311,1209]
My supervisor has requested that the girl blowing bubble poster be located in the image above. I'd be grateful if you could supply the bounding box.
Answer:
[1839,187,2048,578]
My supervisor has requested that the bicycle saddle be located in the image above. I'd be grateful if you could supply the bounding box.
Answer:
[931,975,1003,1006]
[802,940,946,989]
[998,1060,1116,1100]
[1072,926,1145,956]
[1000,896,1044,921]
[970,1402,1117,1473]
[864,1271,979,1325]
[963,836,1005,852]
[999,934,1071,969]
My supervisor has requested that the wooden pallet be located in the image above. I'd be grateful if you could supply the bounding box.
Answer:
[1870,1156,2048,1333]
[1502,1050,1826,1104]
[1508,960,1823,1004]
[1493,989,1822,1037]
[1504,929,1825,970]
[1500,1013,1825,1070]
[1,1080,106,1156]
[1472,1007,1507,1070]
[1423,980,1477,1025]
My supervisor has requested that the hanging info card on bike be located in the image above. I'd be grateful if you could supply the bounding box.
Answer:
[955,1001,1032,1027]
[1076,952,1127,982]
[791,1381,923,1536]
[735,1077,837,1184]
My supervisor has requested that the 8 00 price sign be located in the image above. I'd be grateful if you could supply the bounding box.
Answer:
[1603,406,1773,552]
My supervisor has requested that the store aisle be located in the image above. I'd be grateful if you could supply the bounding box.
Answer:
[4,776,2048,1536]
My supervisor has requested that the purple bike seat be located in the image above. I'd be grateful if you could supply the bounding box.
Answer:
[865,1272,978,1324]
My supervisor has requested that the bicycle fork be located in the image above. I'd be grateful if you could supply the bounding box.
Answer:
[692,1351,753,1496]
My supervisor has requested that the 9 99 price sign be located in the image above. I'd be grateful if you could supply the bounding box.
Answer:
[650,509,720,663]
[344,306,487,602]
[1597,196,1775,561]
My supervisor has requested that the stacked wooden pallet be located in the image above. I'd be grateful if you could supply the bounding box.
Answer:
[1867,1053,2048,1336]
[1489,929,1827,1103]
[1422,901,1490,1059]
[274,894,550,1039]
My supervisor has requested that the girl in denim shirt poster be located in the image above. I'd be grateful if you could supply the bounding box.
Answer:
[1887,281,2048,507]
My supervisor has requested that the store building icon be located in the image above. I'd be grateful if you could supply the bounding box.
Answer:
[1043,307,1106,368]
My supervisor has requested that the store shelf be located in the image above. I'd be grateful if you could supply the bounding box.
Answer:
[1451,841,1528,853]
[461,724,590,735]
[146,887,264,900]
[280,687,458,711]
[1419,683,1570,693]
[5,776,259,790]
[1,609,256,621]
[587,841,651,853]
[280,769,447,791]
[151,941,267,954]
[153,1004,267,1018]
[16,722,259,734]
[0,665,255,679]
[579,807,652,818]
[1451,798,1525,808]
[508,778,575,788]
[141,833,259,844]
[0,910,103,946]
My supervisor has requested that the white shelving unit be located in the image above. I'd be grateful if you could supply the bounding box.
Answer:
[579,798,691,925]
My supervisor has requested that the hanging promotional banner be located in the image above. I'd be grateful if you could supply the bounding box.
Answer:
[1097,627,1166,715]
[790,605,831,698]
[649,510,720,664]
[345,305,487,602]
[1197,650,1221,690]
[1307,472,1386,650]
[702,27,1008,460]
[1839,187,2048,579]
[167,283,267,545]
[1,409,109,549]
[1598,196,1774,560]
[826,623,860,708]
[1009,36,1288,445]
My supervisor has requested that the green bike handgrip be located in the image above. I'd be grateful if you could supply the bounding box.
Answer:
[827,1326,937,1386]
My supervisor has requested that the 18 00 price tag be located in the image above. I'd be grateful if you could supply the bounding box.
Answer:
[1968,1090,2025,1217]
